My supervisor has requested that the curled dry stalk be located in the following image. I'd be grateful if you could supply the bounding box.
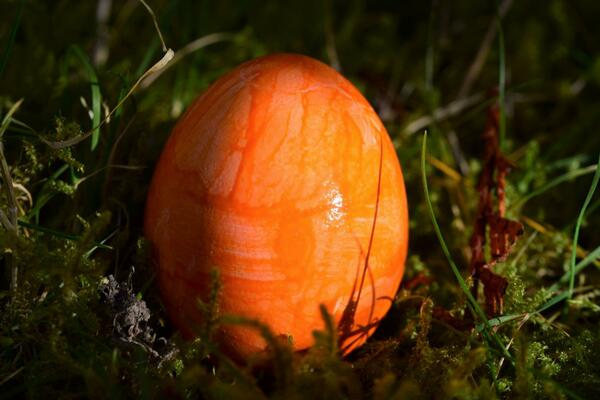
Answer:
[337,136,384,354]
[0,99,22,294]
[469,103,523,316]
[430,100,524,333]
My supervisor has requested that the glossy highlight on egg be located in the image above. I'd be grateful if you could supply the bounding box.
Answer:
[144,53,409,361]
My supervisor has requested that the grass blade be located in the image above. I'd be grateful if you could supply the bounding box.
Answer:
[0,99,23,140]
[0,99,23,231]
[549,245,600,292]
[0,99,23,294]
[421,132,479,311]
[483,314,523,329]
[40,49,174,150]
[18,220,112,250]
[421,131,512,363]
[511,164,597,210]
[568,153,600,298]
[71,46,102,151]
[479,292,570,331]
[0,0,25,80]
[482,169,600,330]
[537,291,570,313]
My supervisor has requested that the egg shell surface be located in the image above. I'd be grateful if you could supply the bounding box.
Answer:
[145,53,409,360]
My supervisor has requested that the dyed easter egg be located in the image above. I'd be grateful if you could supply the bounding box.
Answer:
[145,54,408,360]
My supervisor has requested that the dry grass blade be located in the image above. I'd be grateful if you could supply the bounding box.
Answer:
[0,99,22,294]
[40,0,174,150]
[404,92,484,135]
[0,366,24,387]
[139,0,167,52]
[40,50,174,150]
[338,138,384,353]
[140,32,234,89]
[0,99,24,226]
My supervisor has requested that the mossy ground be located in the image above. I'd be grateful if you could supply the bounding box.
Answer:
[1,1,599,399]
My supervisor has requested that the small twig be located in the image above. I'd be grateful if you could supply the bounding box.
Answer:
[0,366,24,387]
[403,92,483,135]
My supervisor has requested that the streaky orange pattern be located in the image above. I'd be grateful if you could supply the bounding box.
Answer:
[144,53,409,361]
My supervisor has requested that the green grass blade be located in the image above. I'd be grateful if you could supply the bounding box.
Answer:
[421,132,484,318]
[476,157,600,328]
[26,164,70,223]
[0,0,25,80]
[18,220,79,241]
[548,245,600,292]
[479,292,570,331]
[71,45,102,151]
[421,132,512,363]
[586,198,600,218]
[18,220,112,250]
[568,153,600,298]
[5,117,37,139]
[536,291,570,314]
[511,164,597,210]
[478,155,600,330]
[482,314,522,329]
[84,228,118,258]
[0,99,24,140]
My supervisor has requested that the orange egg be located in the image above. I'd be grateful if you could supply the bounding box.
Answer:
[145,54,408,361]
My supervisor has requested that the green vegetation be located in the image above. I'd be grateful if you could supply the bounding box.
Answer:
[1,0,599,398]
